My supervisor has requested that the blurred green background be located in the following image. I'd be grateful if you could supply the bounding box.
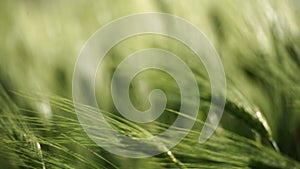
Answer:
[1,0,300,168]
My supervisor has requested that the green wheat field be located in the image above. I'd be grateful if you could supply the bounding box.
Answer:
[1,0,300,168]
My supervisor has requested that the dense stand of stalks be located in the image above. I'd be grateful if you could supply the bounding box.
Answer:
[1,0,300,168]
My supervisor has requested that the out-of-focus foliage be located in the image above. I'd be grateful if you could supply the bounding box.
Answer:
[0,0,300,168]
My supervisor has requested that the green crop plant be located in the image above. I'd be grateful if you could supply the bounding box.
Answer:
[1,0,299,168]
